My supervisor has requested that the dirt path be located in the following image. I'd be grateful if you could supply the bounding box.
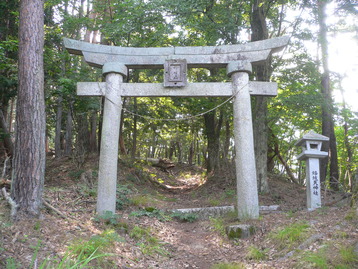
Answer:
[0,159,357,268]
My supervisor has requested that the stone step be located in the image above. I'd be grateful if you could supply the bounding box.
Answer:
[171,205,280,219]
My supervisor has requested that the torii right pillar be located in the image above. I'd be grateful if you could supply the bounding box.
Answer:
[228,60,259,219]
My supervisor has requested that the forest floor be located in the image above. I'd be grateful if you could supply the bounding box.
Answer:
[0,155,357,269]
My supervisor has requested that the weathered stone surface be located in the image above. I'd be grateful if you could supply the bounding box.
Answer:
[226,224,256,239]
[230,64,259,219]
[172,206,235,219]
[296,131,329,211]
[172,205,280,219]
[77,81,278,97]
[83,50,271,69]
[259,205,281,212]
[227,60,252,76]
[65,36,290,220]
[164,59,187,87]
[102,62,128,77]
[63,36,289,69]
[64,36,289,57]
[96,66,127,214]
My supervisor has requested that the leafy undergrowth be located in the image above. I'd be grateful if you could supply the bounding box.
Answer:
[0,156,357,268]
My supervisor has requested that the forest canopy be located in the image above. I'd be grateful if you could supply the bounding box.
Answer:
[1,0,357,199]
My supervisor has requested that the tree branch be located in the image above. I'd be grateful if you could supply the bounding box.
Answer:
[1,187,18,217]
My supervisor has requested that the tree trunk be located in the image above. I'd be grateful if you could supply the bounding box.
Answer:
[74,113,89,167]
[203,110,223,173]
[11,0,45,218]
[188,141,194,165]
[54,96,63,158]
[340,88,353,190]
[119,98,127,156]
[251,0,270,193]
[272,139,298,183]
[317,0,339,190]
[0,109,14,157]
[131,98,137,159]
[89,110,97,152]
[64,105,73,156]
[223,120,230,159]
[176,141,182,163]
[8,98,15,134]
[169,141,175,160]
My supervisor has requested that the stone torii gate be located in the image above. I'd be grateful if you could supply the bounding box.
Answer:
[64,36,289,219]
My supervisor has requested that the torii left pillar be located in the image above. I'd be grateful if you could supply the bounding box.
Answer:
[228,61,259,219]
[97,62,127,214]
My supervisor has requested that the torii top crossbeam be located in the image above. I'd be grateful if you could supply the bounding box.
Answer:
[64,36,289,69]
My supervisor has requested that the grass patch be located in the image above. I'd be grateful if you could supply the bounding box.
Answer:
[93,211,128,232]
[210,217,226,237]
[129,226,169,257]
[209,199,221,207]
[210,262,245,269]
[116,185,133,210]
[344,208,357,221]
[129,208,171,222]
[130,194,157,208]
[170,211,198,223]
[68,170,85,181]
[269,221,310,250]
[4,257,22,269]
[299,244,358,269]
[246,246,268,261]
[68,229,122,259]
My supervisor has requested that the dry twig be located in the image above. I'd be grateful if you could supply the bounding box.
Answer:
[42,199,68,220]
[1,187,18,217]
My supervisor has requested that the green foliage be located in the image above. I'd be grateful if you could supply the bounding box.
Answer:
[116,185,133,210]
[302,248,329,269]
[4,257,21,269]
[39,248,111,269]
[68,170,85,181]
[94,211,121,226]
[209,198,221,207]
[129,194,157,208]
[339,245,358,266]
[344,209,357,221]
[129,226,169,257]
[209,217,226,236]
[170,211,198,223]
[129,208,171,222]
[269,222,310,249]
[67,230,122,259]
[0,38,18,107]
[246,246,268,261]
[210,262,245,269]
[300,244,358,269]
[11,234,114,269]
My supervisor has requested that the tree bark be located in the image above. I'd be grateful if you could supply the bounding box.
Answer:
[54,96,63,158]
[0,109,14,157]
[223,120,230,159]
[317,0,339,190]
[64,105,73,156]
[11,0,46,218]
[272,138,298,183]
[89,110,97,152]
[250,0,270,193]
[203,110,223,173]
[131,98,137,159]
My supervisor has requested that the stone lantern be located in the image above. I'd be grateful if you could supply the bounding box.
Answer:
[295,130,329,210]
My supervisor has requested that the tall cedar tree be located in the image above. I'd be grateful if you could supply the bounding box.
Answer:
[317,0,339,189]
[251,0,270,193]
[11,0,46,218]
